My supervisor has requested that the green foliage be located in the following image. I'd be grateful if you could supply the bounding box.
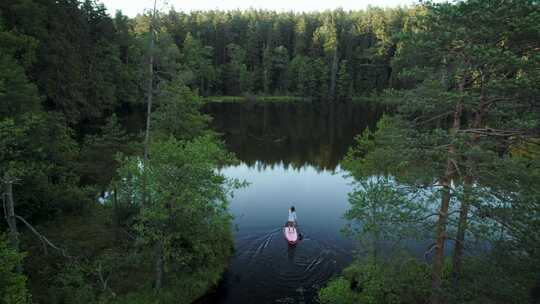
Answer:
[445,253,532,304]
[338,1,540,303]
[321,252,534,304]
[287,55,307,94]
[0,235,30,304]
[159,8,410,98]
[0,52,40,118]
[0,112,88,217]
[152,79,211,140]
[319,277,360,304]
[1,2,415,123]
[21,206,136,303]
[0,1,538,303]
[320,256,431,304]
[343,177,430,255]
[313,16,338,56]
[181,33,216,95]
[336,60,353,101]
[271,45,289,93]
[0,20,40,117]
[54,263,97,304]
[297,58,329,100]
[1,2,416,126]
[223,43,250,95]
[80,114,137,186]
[110,136,243,301]
[342,115,433,183]
[130,136,238,261]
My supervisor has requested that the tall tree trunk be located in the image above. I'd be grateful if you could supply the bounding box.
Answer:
[329,49,338,100]
[263,68,269,95]
[4,181,22,273]
[451,73,489,280]
[113,187,120,240]
[263,45,271,95]
[144,0,162,290]
[431,93,463,304]
[154,241,164,290]
[431,168,452,304]
[143,0,157,165]
[143,0,157,207]
[452,175,472,279]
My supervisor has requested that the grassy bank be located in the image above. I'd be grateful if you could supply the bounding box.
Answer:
[202,95,308,103]
[202,95,385,104]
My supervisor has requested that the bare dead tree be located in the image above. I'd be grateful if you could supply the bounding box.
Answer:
[2,176,71,275]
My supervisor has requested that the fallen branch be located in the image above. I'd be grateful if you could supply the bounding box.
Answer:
[458,128,524,137]
[14,214,71,259]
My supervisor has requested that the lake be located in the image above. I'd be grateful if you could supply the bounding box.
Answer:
[199,101,382,304]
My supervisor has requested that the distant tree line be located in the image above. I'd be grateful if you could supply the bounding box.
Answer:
[153,8,407,99]
[2,1,410,129]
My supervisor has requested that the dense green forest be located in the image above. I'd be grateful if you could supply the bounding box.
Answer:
[2,0,408,126]
[1,0,539,303]
[319,1,540,304]
[1,0,244,302]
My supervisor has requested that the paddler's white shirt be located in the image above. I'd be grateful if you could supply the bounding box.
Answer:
[288,210,297,222]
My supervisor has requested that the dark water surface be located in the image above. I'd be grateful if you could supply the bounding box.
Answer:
[198,102,382,304]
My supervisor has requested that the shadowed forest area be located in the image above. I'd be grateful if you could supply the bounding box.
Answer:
[1,0,539,303]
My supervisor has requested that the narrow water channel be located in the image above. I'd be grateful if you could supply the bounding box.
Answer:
[199,101,382,303]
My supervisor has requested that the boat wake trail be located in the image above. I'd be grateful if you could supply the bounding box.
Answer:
[225,227,352,303]
[253,230,275,257]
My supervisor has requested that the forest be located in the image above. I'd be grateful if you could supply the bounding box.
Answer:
[0,0,539,303]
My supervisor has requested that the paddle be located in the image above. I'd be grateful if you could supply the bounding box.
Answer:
[296,221,304,240]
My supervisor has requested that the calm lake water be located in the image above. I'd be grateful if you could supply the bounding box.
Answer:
[200,101,382,304]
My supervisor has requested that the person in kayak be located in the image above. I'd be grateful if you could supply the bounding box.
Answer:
[287,206,297,232]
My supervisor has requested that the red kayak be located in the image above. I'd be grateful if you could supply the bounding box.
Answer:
[283,225,298,245]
